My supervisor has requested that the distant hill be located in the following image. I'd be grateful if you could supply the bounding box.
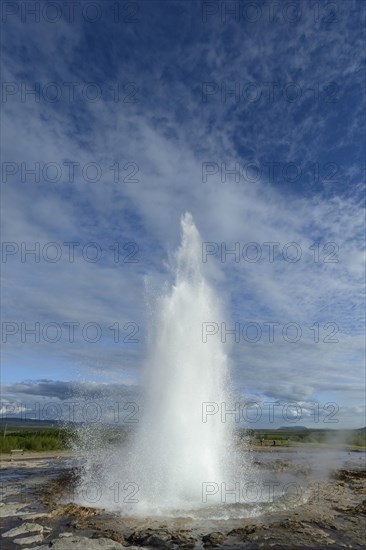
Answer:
[0,416,58,425]
[277,426,308,430]
[0,417,74,429]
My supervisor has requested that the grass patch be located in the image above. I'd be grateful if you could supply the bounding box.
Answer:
[0,428,70,453]
[241,428,366,450]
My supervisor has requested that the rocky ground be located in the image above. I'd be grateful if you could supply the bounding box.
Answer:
[1,449,365,549]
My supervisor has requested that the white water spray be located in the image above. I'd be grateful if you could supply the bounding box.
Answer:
[131,212,235,511]
[76,213,239,515]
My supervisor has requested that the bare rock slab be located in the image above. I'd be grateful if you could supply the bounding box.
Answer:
[2,522,44,538]
[13,534,44,545]
[32,535,126,549]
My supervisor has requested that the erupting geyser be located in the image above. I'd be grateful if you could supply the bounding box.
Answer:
[76,213,240,516]
[131,212,235,511]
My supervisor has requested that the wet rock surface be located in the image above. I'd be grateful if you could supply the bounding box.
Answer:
[0,450,365,549]
[202,531,226,546]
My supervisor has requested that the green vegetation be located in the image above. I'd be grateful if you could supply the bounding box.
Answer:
[240,428,366,450]
[0,428,70,453]
[0,421,131,453]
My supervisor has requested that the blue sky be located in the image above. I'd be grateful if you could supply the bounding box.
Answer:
[1,0,365,428]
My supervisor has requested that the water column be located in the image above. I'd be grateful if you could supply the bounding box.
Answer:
[132,212,235,511]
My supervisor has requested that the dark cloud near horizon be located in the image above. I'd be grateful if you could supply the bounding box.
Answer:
[2,379,139,401]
